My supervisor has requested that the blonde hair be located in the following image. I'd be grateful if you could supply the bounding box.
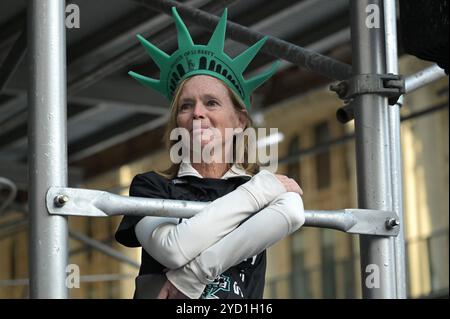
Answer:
[159,77,259,179]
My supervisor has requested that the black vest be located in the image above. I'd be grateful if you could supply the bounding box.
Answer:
[115,171,267,299]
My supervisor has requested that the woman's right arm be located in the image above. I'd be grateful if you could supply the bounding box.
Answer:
[135,170,287,270]
[165,191,305,299]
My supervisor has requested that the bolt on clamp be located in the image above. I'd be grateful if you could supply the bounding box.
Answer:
[330,73,406,123]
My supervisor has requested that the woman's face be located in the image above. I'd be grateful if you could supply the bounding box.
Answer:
[176,75,245,150]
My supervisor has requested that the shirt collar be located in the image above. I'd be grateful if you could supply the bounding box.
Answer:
[177,162,252,179]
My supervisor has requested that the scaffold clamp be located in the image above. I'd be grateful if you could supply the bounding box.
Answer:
[331,73,405,123]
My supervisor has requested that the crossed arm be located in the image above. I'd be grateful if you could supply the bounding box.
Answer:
[134,170,305,298]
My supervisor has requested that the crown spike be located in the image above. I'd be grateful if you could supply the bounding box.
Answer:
[172,7,194,49]
[244,60,280,93]
[207,9,228,52]
[128,71,165,97]
[233,36,268,73]
[130,6,280,111]
[136,35,170,70]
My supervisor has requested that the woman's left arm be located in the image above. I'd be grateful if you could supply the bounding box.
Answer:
[163,191,305,299]
[135,170,287,270]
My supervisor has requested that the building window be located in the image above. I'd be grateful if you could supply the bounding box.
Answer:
[287,135,301,183]
[10,237,17,279]
[426,230,449,296]
[291,232,310,298]
[86,218,93,262]
[84,219,95,298]
[342,237,356,298]
[107,218,117,299]
[321,229,336,298]
[314,121,331,189]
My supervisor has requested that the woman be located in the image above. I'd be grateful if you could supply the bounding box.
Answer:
[115,7,305,299]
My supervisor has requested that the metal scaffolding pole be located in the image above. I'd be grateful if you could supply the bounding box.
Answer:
[350,0,396,298]
[28,0,68,298]
[405,64,448,93]
[384,0,406,299]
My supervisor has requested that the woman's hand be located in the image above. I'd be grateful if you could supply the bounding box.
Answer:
[274,175,303,195]
[157,280,189,299]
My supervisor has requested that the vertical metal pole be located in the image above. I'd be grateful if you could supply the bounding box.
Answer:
[28,0,68,298]
[384,0,407,299]
[350,0,397,298]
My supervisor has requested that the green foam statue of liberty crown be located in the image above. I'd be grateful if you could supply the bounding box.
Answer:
[129,7,280,110]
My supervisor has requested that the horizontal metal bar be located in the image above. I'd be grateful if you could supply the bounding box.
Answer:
[247,26,351,79]
[47,187,400,236]
[47,186,207,218]
[405,64,447,93]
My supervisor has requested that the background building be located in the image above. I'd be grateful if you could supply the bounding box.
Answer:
[0,0,448,299]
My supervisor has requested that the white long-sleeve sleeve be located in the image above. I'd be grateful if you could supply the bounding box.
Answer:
[135,170,286,269]
[165,192,305,299]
